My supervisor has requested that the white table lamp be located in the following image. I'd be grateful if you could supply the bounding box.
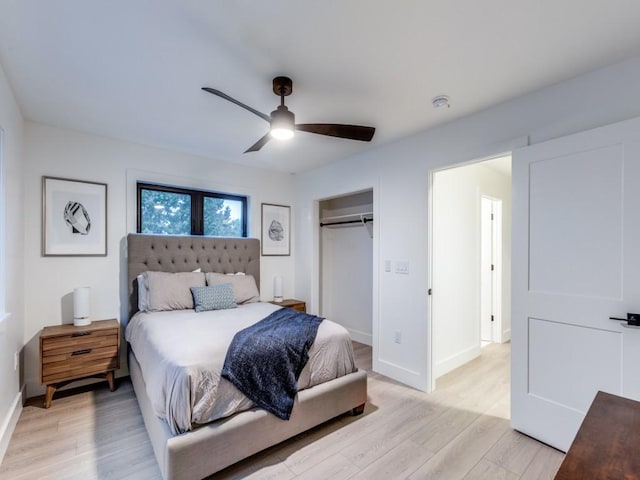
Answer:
[73,287,91,327]
[273,276,283,302]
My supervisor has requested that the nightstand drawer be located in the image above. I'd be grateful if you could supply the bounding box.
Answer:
[42,330,118,357]
[42,353,119,384]
[42,344,118,365]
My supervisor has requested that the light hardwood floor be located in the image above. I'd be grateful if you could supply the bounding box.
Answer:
[0,342,563,479]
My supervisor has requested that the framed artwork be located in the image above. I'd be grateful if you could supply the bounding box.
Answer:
[261,203,290,256]
[42,176,107,256]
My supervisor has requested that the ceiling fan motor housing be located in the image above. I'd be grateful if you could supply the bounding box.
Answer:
[273,76,293,97]
[271,105,295,130]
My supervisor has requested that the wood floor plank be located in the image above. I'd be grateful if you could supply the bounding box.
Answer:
[274,417,354,474]
[463,458,519,480]
[0,342,563,480]
[519,444,565,480]
[484,429,543,476]
[407,400,512,480]
[347,438,434,480]
[291,454,360,480]
[340,399,442,469]
[210,447,295,480]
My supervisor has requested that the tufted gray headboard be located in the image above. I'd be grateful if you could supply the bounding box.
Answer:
[127,233,260,317]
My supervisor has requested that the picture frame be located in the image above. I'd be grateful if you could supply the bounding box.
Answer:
[261,203,290,256]
[42,176,108,256]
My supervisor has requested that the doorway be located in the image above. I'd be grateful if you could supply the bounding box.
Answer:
[431,154,512,381]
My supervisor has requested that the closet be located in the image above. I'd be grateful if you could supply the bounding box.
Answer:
[319,190,373,346]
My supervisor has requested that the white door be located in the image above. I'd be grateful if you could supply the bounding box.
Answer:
[512,116,640,451]
[481,197,502,343]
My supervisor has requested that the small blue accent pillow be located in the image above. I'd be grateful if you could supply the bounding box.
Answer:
[190,284,237,312]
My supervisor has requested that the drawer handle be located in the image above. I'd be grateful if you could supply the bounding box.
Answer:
[71,349,92,356]
[71,331,91,337]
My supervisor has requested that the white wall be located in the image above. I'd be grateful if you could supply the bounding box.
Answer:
[22,122,296,397]
[0,62,25,461]
[432,162,511,378]
[320,193,373,345]
[295,55,640,391]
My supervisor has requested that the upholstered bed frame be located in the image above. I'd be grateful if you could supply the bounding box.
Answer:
[126,233,367,480]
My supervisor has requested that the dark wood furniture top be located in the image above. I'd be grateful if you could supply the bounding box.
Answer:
[554,391,640,479]
[270,299,306,313]
[40,318,120,408]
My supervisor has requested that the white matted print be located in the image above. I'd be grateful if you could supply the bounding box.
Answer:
[261,203,290,256]
[42,176,107,256]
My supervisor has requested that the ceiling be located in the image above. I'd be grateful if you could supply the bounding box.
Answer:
[2,1,640,173]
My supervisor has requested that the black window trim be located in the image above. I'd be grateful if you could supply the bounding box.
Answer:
[136,182,248,237]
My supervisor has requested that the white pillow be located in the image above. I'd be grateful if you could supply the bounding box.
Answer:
[136,271,206,312]
[137,274,149,312]
[205,272,260,304]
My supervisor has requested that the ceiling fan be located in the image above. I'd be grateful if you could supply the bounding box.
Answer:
[202,76,375,153]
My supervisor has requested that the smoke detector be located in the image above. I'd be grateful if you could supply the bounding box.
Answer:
[432,95,450,109]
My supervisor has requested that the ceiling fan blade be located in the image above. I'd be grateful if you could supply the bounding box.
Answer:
[201,87,271,122]
[244,132,271,153]
[295,124,375,142]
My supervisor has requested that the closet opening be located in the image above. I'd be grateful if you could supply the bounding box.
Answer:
[430,154,512,385]
[318,189,373,346]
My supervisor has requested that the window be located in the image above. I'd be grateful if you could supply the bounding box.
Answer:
[137,182,247,237]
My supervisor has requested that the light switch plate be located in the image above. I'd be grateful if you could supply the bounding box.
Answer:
[395,261,409,274]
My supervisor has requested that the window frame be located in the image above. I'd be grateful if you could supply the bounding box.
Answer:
[136,182,248,237]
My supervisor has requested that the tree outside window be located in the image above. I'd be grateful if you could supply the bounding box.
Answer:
[137,183,247,237]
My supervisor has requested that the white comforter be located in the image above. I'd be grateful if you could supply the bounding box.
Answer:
[125,302,357,435]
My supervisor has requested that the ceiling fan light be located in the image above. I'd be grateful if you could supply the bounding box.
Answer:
[270,106,295,140]
[271,127,294,140]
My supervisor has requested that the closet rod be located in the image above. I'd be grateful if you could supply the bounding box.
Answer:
[320,218,373,227]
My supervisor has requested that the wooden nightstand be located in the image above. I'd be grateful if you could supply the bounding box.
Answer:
[270,299,306,313]
[40,318,120,408]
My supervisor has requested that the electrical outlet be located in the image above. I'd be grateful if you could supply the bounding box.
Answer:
[384,260,391,272]
[394,330,402,344]
[14,351,18,370]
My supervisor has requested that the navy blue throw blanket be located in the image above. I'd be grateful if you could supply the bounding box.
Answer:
[221,308,324,420]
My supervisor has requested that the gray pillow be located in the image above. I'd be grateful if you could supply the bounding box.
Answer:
[205,272,260,304]
[145,271,206,311]
[137,268,202,312]
[190,284,237,312]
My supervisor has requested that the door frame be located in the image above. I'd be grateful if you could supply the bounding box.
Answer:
[312,184,380,368]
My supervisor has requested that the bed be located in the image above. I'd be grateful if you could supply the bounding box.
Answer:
[126,233,367,480]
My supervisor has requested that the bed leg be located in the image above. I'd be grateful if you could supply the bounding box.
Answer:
[351,403,365,416]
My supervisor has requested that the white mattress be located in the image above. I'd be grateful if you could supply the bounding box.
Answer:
[125,302,357,435]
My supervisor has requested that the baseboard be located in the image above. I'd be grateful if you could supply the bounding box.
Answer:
[501,329,511,343]
[434,344,481,379]
[0,387,24,464]
[347,328,372,346]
